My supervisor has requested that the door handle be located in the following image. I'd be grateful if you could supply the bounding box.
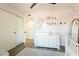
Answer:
[24,32,27,33]
[14,32,16,34]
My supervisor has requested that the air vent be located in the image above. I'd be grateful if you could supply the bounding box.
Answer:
[30,3,37,9]
[50,3,56,5]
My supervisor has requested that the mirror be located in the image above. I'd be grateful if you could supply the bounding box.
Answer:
[71,19,79,43]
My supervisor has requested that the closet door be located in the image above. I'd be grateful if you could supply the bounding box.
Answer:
[15,17,24,45]
[0,10,16,50]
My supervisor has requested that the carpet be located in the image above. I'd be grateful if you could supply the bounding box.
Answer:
[16,48,64,56]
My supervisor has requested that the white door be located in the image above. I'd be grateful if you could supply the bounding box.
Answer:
[15,17,24,45]
[0,10,17,50]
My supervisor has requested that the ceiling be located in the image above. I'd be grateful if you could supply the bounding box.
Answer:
[0,3,32,17]
[4,3,32,11]
[0,3,79,18]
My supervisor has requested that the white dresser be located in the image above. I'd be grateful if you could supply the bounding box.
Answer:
[34,32,60,49]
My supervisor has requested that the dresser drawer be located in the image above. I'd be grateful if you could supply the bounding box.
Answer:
[44,40,60,44]
[46,43,59,48]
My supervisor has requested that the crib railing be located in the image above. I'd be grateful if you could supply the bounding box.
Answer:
[65,36,79,56]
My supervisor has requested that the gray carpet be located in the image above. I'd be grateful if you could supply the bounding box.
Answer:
[35,46,65,52]
[16,48,65,56]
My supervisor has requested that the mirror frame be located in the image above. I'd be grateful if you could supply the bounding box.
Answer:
[70,19,79,43]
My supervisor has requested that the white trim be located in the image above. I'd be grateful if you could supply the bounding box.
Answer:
[0,8,24,19]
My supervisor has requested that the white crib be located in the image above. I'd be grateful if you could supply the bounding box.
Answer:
[65,36,79,56]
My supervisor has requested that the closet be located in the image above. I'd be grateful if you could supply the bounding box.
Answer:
[0,9,24,51]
